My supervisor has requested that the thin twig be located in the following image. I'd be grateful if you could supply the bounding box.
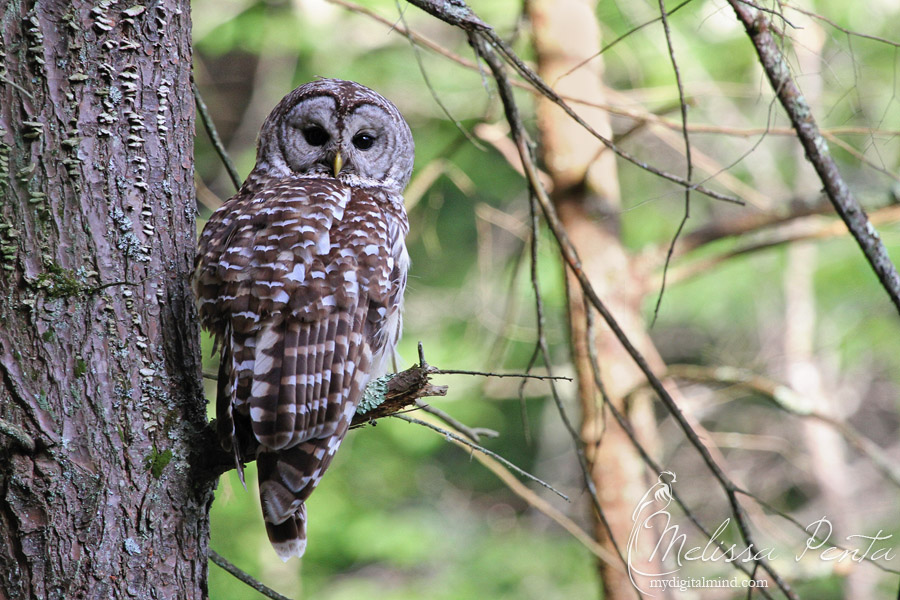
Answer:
[394,0,486,150]
[434,368,571,381]
[488,31,743,206]
[337,0,900,190]
[785,2,900,48]
[555,0,695,84]
[666,364,900,488]
[651,0,694,325]
[414,399,498,443]
[465,437,623,569]
[193,82,242,192]
[732,488,900,576]
[822,130,900,183]
[209,550,294,600]
[728,0,900,317]
[394,414,570,501]
[664,198,900,286]
[402,0,742,206]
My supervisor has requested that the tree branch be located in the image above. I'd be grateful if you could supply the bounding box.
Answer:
[393,414,569,501]
[193,82,242,192]
[728,0,900,317]
[209,550,295,600]
[401,0,742,206]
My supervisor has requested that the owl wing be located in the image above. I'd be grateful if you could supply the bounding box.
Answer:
[194,176,407,559]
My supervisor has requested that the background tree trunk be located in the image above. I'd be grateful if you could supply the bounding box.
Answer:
[528,1,664,597]
[0,2,212,598]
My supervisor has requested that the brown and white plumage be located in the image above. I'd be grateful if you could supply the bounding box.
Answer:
[194,79,412,560]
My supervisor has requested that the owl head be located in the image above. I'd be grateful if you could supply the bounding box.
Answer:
[255,79,414,193]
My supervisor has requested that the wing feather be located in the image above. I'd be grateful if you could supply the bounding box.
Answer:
[249,319,286,447]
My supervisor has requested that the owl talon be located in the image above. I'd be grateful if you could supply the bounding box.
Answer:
[233,445,247,490]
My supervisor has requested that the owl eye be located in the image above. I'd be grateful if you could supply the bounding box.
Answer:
[352,133,376,150]
[302,126,329,146]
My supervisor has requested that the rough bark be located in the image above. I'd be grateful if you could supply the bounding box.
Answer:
[0,2,212,599]
[528,1,663,597]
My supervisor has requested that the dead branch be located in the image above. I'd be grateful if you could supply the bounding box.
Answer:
[393,414,569,501]
[193,82,242,191]
[582,299,781,598]
[664,204,900,287]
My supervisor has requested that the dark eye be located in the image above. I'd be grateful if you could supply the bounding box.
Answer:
[352,133,376,150]
[302,126,329,146]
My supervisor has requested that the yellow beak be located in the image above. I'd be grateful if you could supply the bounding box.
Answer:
[333,152,344,177]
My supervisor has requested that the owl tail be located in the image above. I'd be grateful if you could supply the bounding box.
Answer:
[256,435,347,561]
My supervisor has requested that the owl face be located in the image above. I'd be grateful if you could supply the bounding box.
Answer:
[256,79,414,193]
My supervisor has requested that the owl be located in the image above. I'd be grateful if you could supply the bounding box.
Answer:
[194,79,413,560]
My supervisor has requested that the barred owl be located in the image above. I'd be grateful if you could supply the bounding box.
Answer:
[194,79,413,560]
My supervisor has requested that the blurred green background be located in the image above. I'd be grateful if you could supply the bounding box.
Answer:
[193,0,900,597]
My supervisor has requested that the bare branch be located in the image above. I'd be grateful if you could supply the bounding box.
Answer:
[733,489,900,576]
[393,0,486,151]
[668,364,900,489]
[466,438,623,569]
[414,400,498,443]
[209,550,295,600]
[555,0,695,84]
[399,0,742,205]
[729,0,900,317]
[435,368,571,381]
[471,31,635,576]
[393,414,569,501]
[652,0,694,325]
[665,204,900,286]
[193,82,242,193]
[582,299,780,598]
[785,2,900,48]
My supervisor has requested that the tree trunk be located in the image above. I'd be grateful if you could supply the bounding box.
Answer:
[528,1,663,597]
[0,2,212,598]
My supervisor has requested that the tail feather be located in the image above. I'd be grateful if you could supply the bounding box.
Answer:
[257,438,335,560]
[265,505,307,562]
